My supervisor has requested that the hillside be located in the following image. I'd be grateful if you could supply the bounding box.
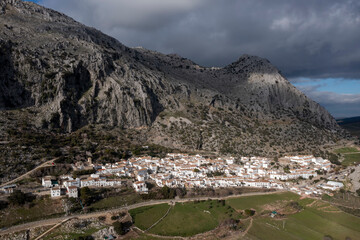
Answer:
[0,0,346,182]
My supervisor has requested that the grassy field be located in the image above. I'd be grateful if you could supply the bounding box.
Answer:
[334,147,359,154]
[0,197,64,228]
[243,196,360,240]
[342,153,360,166]
[129,204,170,230]
[131,200,240,237]
[331,147,360,166]
[132,192,360,239]
[226,192,299,212]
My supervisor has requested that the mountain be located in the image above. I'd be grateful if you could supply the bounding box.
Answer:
[0,0,344,161]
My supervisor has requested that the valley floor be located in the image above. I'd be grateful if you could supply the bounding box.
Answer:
[1,191,360,239]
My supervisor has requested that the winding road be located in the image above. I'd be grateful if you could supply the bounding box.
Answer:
[0,158,58,188]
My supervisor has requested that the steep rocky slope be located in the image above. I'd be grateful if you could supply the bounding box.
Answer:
[0,0,345,179]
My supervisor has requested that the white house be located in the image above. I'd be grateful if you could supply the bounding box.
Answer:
[321,181,344,191]
[50,187,61,198]
[42,176,56,188]
[63,178,81,188]
[133,181,148,193]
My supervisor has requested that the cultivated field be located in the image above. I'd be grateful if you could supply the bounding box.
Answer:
[130,192,360,239]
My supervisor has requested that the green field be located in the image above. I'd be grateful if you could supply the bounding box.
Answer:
[334,147,359,154]
[246,206,360,240]
[131,192,360,239]
[129,204,170,230]
[131,200,240,237]
[342,153,360,166]
[226,192,299,212]
[236,195,360,240]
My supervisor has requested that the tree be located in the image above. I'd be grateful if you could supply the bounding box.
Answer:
[8,190,34,205]
[328,153,340,165]
[244,209,255,216]
[80,187,92,206]
[283,165,290,173]
[113,221,125,235]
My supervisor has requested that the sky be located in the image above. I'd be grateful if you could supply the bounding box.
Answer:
[26,0,360,118]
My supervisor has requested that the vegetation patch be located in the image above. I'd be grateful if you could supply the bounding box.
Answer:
[89,191,142,210]
[0,197,64,228]
[226,192,299,212]
[342,153,360,166]
[334,147,359,154]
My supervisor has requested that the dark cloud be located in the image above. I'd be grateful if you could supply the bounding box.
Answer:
[39,0,360,79]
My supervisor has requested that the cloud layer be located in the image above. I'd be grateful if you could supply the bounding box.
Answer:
[39,0,360,79]
[297,86,360,118]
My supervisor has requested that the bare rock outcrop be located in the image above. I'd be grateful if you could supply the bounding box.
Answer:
[0,0,344,155]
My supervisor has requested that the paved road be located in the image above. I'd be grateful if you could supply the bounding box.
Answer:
[0,159,58,188]
[0,190,285,236]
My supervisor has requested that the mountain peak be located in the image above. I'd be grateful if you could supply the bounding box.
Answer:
[224,54,278,76]
[0,0,344,156]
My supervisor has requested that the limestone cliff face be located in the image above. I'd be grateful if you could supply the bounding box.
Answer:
[0,0,342,154]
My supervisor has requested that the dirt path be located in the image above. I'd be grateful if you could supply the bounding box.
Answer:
[33,217,73,240]
[145,205,173,232]
[133,227,185,239]
[241,217,253,237]
[0,190,285,236]
[306,199,318,207]
[0,158,58,188]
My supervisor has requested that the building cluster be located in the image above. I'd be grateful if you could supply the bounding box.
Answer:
[40,153,345,198]
[94,154,335,193]
[43,174,125,198]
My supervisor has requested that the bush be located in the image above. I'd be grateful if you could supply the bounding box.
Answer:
[8,190,35,206]
[113,221,125,235]
[244,209,255,216]
[287,201,303,211]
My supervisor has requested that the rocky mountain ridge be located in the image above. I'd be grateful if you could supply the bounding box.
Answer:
[0,0,344,159]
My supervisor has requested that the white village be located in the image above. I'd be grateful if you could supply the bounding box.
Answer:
[40,154,345,199]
